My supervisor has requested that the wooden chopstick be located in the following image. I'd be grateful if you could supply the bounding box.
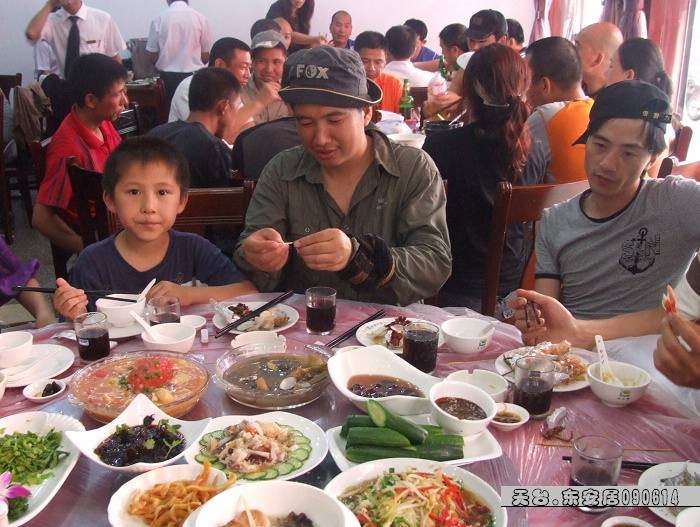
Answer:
[538,442,673,452]
[562,456,658,470]
[12,286,138,302]
[325,309,386,348]
[215,291,294,338]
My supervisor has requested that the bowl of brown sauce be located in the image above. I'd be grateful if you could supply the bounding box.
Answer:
[429,381,496,436]
[489,402,529,432]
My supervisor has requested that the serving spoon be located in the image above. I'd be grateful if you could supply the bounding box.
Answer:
[130,311,176,343]
[595,334,623,386]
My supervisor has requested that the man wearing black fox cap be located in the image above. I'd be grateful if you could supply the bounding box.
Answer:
[234,46,451,305]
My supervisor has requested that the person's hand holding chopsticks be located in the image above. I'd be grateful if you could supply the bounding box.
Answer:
[53,277,89,322]
[509,289,579,346]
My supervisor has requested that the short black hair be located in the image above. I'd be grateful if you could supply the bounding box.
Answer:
[507,19,525,45]
[209,37,251,67]
[526,36,582,89]
[188,67,241,113]
[354,31,388,53]
[439,23,468,48]
[103,136,190,198]
[250,18,281,39]
[404,18,428,41]
[68,53,128,108]
[385,25,417,61]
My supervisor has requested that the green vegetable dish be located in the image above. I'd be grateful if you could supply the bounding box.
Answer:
[0,428,68,486]
[194,420,311,481]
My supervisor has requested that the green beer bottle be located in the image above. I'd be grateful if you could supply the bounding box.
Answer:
[399,79,414,123]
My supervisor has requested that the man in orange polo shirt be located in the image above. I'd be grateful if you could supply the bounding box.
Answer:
[32,53,127,254]
[354,31,402,114]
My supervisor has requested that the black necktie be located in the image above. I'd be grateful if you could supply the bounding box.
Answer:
[65,15,80,78]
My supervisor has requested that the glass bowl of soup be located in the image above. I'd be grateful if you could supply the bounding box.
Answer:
[68,350,210,422]
[213,342,331,409]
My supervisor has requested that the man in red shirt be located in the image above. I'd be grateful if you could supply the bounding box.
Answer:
[32,52,127,254]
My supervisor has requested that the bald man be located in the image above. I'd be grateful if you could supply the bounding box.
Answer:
[575,22,623,98]
[273,17,292,50]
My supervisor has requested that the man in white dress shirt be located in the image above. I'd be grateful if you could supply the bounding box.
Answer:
[26,0,125,79]
[383,25,433,88]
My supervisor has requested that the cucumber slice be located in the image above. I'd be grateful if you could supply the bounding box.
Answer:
[200,432,215,444]
[212,461,226,471]
[276,462,294,476]
[290,448,309,461]
[243,471,267,481]
[288,457,303,469]
[294,435,311,445]
[262,468,279,480]
[212,429,226,439]
[295,444,312,452]
[195,453,217,464]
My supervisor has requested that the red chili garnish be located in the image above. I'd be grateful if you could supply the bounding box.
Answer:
[127,357,174,393]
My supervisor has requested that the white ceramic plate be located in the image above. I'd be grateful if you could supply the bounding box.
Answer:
[184,411,328,482]
[494,349,590,392]
[5,345,74,388]
[108,321,144,339]
[181,315,206,330]
[107,463,228,527]
[65,393,211,475]
[212,302,299,334]
[22,379,67,403]
[0,412,84,527]
[326,413,502,472]
[324,458,507,527]
[355,317,445,351]
[638,462,700,524]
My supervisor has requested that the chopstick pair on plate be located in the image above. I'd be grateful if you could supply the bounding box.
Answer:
[12,286,139,303]
[215,290,294,338]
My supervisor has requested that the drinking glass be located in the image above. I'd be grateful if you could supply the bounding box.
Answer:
[148,296,180,325]
[513,356,555,418]
[402,321,439,373]
[569,435,623,513]
[74,312,110,363]
[305,287,336,335]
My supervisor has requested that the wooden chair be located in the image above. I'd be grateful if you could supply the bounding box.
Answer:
[657,155,700,181]
[672,121,693,162]
[0,96,14,243]
[126,78,168,128]
[113,102,145,137]
[0,73,21,101]
[481,179,590,317]
[66,157,111,249]
[29,137,69,279]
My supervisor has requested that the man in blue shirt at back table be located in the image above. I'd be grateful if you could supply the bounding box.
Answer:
[405,18,440,72]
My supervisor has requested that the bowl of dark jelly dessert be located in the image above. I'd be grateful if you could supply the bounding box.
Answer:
[429,380,496,436]
[213,342,332,409]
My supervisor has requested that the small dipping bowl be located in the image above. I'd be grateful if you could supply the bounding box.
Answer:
[601,516,654,527]
[587,361,651,408]
[0,331,33,368]
[445,369,508,402]
[429,380,496,436]
[441,318,495,354]
[22,378,67,403]
[676,508,700,527]
[489,403,529,432]
[388,133,427,148]
[141,323,196,353]
[180,315,206,330]
[96,294,146,328]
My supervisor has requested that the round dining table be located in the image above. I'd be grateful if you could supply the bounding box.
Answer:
[2,293,699,527]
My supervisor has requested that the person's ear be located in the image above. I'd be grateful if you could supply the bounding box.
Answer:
[497,35,507,44]
[625,68,636,81]
[216,99,229,116]
[592,52,605,68]
[645,153,659,173]
[541,77,552,94]
[214,58,225,68]
[103,190,117,213]
[362,106,373,125]
[177,191,189,214]
[84,93,98,109]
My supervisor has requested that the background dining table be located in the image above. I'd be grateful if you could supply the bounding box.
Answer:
[1,293,699,527]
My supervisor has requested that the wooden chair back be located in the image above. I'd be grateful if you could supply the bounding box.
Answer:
[66,157,111,248]
[126,78,168,127]
[0,95,13,242]
[0,73,21,100]
[657,155,700,181]
[672,121,693,161]
[481,179,590,317]
[113,101,144,137]
[29,137,69,278]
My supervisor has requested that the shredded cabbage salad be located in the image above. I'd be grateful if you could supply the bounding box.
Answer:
[338,467,494,527]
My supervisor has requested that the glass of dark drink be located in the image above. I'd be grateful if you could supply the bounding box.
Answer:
[513,356,555,418]
[569,435,623,513]
[148,296,180,325]
[74,312,110,363]
[305,287,336,335]
[402,321,439,374]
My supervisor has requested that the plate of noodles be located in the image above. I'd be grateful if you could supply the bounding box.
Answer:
[107,462,234,527]
[324,457,507,527]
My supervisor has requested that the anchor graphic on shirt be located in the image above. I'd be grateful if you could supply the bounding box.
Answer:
[618,227,659,274]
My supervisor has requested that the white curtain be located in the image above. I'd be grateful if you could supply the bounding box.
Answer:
[550,0,582,40]
[529,0,552,44]
[619,0,648,39]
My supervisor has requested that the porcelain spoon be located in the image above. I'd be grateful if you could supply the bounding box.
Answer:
[595,334,623,386]
[130,311,176,343]
[137,278,157,302]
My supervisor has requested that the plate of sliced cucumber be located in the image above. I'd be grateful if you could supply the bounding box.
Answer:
[184,411,328,483]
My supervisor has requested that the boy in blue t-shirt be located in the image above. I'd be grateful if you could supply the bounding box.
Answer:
[54,136,257,320]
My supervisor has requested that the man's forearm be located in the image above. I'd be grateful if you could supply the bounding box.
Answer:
[26,1,54,40]
[32,204,84,254]
[573,307,666,350]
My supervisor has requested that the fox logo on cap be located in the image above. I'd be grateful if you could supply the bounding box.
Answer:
[295,64,329,79]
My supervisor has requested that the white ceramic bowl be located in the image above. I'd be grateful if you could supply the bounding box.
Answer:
[0,331,33,368]
[194,480,358,527]
[429,380,497,436]
[445,369,508,402]
[0,371,6,402]
[231,331,286,348]
[180,314,206,330]
[388,132,427,148]
[22,378,67,403]
[587,361,651,408]
[601,516,654,527]
[96,294,146,328]
[441,317,495,354]
[141,322,196,353]
[324,458,506,527]
[676,508,700,527]
[328,345,441,415]
[65,393,210,475]
[489,402,529,432]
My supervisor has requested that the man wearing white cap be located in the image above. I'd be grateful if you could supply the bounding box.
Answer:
[234,46,451,305]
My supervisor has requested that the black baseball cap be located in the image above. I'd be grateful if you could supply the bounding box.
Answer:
[465,10,507,41]
[279,46,382,108]
[573,80,672,145]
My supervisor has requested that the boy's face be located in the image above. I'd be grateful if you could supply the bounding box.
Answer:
[103,161,187,244]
